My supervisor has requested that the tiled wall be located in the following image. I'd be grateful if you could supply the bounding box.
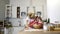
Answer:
[0,0,9,20]
[10,0,47,19]
[4,27,24,34]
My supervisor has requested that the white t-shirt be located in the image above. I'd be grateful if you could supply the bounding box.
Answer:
[25,16,34,25]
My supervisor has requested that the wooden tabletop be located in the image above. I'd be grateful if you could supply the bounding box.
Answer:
[18,30,60,34]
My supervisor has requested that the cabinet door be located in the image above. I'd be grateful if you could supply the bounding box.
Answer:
[11,6,17,18]
[5,4,12,18]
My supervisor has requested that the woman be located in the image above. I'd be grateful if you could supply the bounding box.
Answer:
[25,13,43,29]
[25,13,35,29]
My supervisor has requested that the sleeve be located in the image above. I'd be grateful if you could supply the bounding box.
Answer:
[25,17,30,24]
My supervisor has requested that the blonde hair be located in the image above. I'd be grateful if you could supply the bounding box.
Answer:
[28,13,35,19]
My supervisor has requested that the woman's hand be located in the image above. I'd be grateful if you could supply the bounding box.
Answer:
[33,24,40,29]
[33,23,43,29]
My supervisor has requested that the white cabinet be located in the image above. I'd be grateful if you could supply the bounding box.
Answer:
[12,27,24,34]
[9,18,21,26]
[5,4,12,18]
[4,27,24,34]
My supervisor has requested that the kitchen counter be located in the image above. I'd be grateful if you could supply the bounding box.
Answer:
[4,27,24,34]
[0,27,4,34]
[18,29,60,34]
[0,31,4,34]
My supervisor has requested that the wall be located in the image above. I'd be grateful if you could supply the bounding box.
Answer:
[10,0,47,19]
[47,0,60,23]
[0,0,9,20]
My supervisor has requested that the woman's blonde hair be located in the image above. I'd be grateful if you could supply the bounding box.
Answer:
[28,13,35,19]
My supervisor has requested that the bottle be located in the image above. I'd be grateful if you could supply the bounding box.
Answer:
[47,18,50,24]
[43,22,48,31]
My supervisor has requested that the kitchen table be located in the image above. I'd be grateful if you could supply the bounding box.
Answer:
[18,29,60,34]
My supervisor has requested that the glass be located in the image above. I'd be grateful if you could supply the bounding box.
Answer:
[47,23,55,31]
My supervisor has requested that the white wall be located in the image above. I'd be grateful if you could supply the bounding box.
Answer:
[47,0,60,23]
[10,0,47,19]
